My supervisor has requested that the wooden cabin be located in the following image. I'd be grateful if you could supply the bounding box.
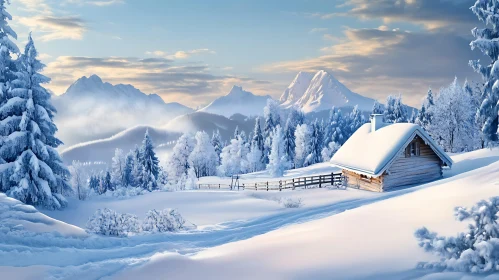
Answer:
[330,114,452,192]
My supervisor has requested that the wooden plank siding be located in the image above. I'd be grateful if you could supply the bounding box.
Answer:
[342,136,444,192]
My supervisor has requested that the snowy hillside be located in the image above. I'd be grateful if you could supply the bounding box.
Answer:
[53,75,193,147]
[60,125,181,165]
[198,85,272,118]
[281,70,376,113]
[1,149,499,279]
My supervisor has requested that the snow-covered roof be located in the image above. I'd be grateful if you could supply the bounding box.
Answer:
[330,123,453,177]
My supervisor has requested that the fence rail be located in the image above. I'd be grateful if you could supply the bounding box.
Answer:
[197,172,344,191]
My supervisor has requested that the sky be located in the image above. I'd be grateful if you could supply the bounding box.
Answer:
[8,0,483,108]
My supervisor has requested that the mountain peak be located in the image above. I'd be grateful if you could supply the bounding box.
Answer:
[88,74,103,83]
[227,85,251,97]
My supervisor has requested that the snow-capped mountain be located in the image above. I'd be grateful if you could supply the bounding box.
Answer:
[198,85,272,118]
[53,75,194,147]
[281,70,375,113]
[279,71,314,107]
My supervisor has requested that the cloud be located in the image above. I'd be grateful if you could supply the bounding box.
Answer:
[342,0,476,32]
[43,56,275,107]
[146,49,216,60]
[18,15,87,41]
[262,27,480,106]
[63,0,125,6]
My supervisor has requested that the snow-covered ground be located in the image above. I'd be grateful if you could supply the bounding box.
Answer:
[1,148,499,279]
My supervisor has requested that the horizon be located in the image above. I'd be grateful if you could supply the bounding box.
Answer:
[9,0,480,108]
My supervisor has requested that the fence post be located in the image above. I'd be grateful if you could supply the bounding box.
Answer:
[319,175,322,188]
[255,183,257,191]
[243,183,245,190]
[279,180,282,191]
[219,184,220,189]
[266,181,269,191]
[305,177,307,189]
[292,178,295,190]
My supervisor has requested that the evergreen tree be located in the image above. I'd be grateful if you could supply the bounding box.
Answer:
[0,34,70,209]
[167,133,195,183]
[88,175,100,193]
[234,125,239,139]
[415,88,435,131]
[189,131,218,178]
[384,94,408,124]
[252,117,264,152]
[211,129,223,164]
[409,108,417,123]
[218,136,249,176]
[131,145,143,187]
[283,117,296,165]
[0,0,18,106]
[111,148,125,187]
[123,151,134,187]
[371,100,384,114]
[140,130,159,191]
[348,105,365,137]
[247,140,264,172]
[104,171,113,192]
[470,0,499,144]
[267,125,288,177]
[294,124,312,168]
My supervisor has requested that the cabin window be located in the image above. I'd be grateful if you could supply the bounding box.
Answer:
[405,141,420,157]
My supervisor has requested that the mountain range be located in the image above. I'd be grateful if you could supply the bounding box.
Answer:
[53,75,194,147]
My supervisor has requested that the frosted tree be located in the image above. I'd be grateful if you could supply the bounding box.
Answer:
[321,141,341,162]
[140,130,159,191]
[0,34,70,209]
[234,125,239,139]
[70,161,87,200]
[428,78,475,152]
[247,140,264,172]
[267,125,289,177]
[263,99,281,138]
[348,105,365,136]
[131,145,143,187]
[470,0,499,144]
[415,197,499,273]
[167,133,195,183]
[415,88,435,131]
[0,0,18,106]
[294,124,312,168]
[466,80,487,149]
[304,120,324,166]
[409,109,417,123]
[371,100,384,114]
[384,94,408,124]
[252,117,264,152]
[218,136,249,176]
[189,131,218,178]
[122,151,134,187]
[111,148,125,187]
[211,129,223,163]
[103,171,113,192]
[283,117,296,165]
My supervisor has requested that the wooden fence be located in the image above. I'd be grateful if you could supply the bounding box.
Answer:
[197,173,344,191]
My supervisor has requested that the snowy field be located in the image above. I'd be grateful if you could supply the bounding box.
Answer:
[1,148,499,279]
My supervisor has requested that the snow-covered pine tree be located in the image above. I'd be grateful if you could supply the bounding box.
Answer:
[218,136,249,176]
[167,133,195,183]
[304,119,323,166]
[470,0,499,144]
[189,131,218,178]
[131,145,143,187]
[0,0,18,107]
[234,125,239,139]
[384,94,408,124]
[122,151,134,187]
[267,125,288,177]
[140,129,159,191]
[348,105,365,137]
[294,124,312,168]
[88,175,100,193]
[247,140,264,172]
[409,108,417,123]
[428,78,475,152]
[371,100,384,114]
[111,148,125,187]
[211,129,223,164]
[415,88,435,131]
[283,116,296,165]
[252,117,264,153]
[465,80,486,149]
[0,34,70,209]
[104,171,113,192]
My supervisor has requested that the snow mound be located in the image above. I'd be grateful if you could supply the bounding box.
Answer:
[0,193,86,237]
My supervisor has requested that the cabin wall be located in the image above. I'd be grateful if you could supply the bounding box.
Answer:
[343,169,384,192]
[382,137,442,191]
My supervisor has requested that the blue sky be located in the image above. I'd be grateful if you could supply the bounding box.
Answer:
[9,0,481,107]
